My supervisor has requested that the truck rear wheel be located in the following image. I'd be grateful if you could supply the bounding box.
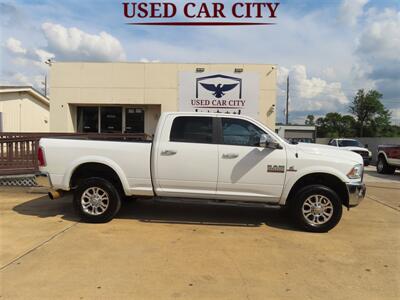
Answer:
[73,177,121,223]
[377,155,396,174]
[291,185,342,233]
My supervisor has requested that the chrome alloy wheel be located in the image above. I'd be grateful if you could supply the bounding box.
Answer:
[81,187,110,216]
[302,194,334,226]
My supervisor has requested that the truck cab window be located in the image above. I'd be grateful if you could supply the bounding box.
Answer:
[170,116,213,144]
[222,118,266,146]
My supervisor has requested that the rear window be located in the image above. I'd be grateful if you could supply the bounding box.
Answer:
[170,117,213,144]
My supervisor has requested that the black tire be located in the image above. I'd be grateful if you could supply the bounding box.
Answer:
[73,177,121,223]
[376,155,396,174]
[291,185,343,233]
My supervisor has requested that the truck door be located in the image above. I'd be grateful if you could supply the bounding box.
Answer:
[154,115,218,198]
[216,117,286,203]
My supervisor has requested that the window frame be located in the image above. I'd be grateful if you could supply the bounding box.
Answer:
[216,117,268,147]
[169,116,219,144]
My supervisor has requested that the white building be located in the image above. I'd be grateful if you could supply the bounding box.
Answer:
[275,125,316,143]
[0,86,50,132]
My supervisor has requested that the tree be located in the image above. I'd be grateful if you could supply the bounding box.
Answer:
[315,113,356,138]
[349,89,389,137]
[305,114,315,125]
[340,115,357,137]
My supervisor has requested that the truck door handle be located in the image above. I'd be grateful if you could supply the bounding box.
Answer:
[161,150,177,156]
[222,153,239,159]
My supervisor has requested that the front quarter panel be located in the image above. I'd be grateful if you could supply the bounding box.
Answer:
[279,146,355,205]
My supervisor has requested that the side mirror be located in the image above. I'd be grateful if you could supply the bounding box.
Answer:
[259,134,281,149]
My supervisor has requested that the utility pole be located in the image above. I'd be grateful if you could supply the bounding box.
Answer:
[42,75,47,97]
[43,59,53,97]
[286,76,289,125]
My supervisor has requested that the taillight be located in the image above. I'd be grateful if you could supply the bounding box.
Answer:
[38,146,46,167]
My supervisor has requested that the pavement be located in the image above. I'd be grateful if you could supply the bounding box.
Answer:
[0,170,399,299]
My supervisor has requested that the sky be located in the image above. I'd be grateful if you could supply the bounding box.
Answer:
[1,0,399,124]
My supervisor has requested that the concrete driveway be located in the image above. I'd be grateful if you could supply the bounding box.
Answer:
[1,172,399,299]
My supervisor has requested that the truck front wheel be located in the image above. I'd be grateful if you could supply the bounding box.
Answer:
[73,177,121,223]
[291,185,342,233]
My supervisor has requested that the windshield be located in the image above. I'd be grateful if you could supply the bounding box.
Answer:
[338,140,364,147]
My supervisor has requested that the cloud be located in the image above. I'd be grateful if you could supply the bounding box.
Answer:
[1,22,126,90]
[5,37,27,54]
[390,108,400,125]
[41,22,126,61]
[0,72,32,86]
[277,65,348,114]
[338,0,368,26]
[0,2,21,27]
[356,8,400,101]
[34,48,55,63]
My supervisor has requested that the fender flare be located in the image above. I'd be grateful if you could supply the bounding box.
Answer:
[62,156,130,194]
[279,166,348,205]
[377,150,388,162]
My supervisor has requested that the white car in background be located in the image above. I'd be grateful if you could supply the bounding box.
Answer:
[328,138,372,166]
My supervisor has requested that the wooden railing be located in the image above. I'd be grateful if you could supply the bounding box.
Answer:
[0,132,151,176]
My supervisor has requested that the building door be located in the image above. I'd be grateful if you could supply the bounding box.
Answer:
[125,108,144,133]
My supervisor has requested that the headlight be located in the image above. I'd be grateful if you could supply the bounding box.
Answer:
[347,164,363,179]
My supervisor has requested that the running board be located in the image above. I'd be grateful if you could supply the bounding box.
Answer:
[153,197,282,209]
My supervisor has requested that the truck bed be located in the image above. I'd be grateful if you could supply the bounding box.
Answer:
[40,138,153,195]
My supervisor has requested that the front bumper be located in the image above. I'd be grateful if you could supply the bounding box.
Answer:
[35,172,52,188]
[363,157,371,165]
[346,182,366,207]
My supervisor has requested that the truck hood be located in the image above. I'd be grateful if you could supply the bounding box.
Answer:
[339,146,368,152]
[295,143,363,164]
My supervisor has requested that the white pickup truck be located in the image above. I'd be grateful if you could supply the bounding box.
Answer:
[36,112,366,232]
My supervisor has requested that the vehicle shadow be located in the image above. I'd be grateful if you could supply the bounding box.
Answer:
[13,194,301,232]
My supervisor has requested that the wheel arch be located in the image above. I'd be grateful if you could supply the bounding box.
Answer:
[69,162,126,195]
[377,151,388,161]
[284,173,349,208]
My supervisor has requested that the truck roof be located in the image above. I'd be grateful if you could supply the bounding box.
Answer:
[161,112,254,118]
[334,138,358,141]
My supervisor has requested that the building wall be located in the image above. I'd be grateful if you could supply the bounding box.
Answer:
[0,91,49,132]
[50,62,277,134]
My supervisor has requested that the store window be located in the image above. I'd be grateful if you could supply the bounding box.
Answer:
[125,108,144,133]
[77,107,99,133]
[101,107,122,133]
[77,106,146,133]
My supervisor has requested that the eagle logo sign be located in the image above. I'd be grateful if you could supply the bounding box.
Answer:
[196,74,242,99]
[199,83,238,98]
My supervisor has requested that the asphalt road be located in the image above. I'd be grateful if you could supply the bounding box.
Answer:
[0,170,399,299]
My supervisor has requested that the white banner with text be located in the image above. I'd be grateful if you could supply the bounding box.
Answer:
[179,72,259,118]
